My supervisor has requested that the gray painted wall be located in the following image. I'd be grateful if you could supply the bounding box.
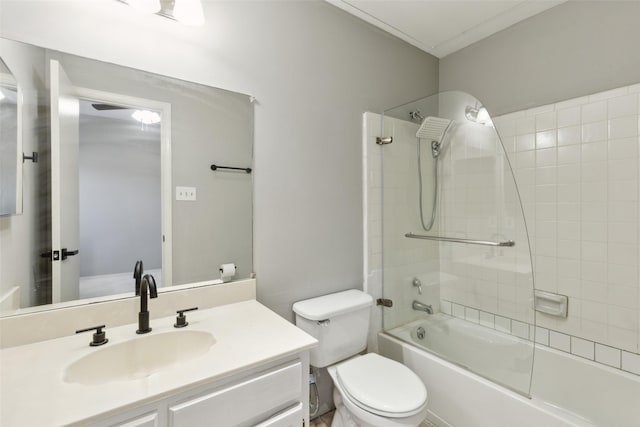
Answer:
[440,1,640,115]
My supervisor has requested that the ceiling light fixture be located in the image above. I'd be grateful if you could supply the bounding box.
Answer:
[132,110,161,125]
[465,104,494,127]
[0,89,5,102]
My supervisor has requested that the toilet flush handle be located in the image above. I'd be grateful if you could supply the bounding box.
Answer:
[316,319,330,326]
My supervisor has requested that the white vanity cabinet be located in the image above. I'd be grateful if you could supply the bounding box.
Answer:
[0,301,317,427]
[90,356,308,427]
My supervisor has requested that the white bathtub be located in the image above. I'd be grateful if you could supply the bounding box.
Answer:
[379,315,640,427]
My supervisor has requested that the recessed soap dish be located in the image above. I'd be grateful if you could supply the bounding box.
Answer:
[534,290,568,318]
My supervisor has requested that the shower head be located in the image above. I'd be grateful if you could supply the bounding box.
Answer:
[416,116,452,158]
[416,116,452,142]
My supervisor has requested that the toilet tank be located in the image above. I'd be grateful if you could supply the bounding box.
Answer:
[293,289,373,368]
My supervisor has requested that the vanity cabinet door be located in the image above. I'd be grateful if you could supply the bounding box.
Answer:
[168,361,302,427]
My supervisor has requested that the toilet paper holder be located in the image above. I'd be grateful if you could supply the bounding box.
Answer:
[219,263,237,282]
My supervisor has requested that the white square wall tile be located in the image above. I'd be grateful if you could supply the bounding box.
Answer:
[495,315,511,333]
[557,107,581,128]
[556,96,588,110]
[465,307,480,323]
[536,111,557,131]
[557,145,581,165]
[589,87,628,102]
[557,203,579,222]
[571,336,595,360]
[549,330,571,352]
[582,121,607,143]
[479,311,494,328]
[581,101,607,123]
[557,126,581,146]
[536,131,557,149]
[536,148,556,167]
[534,326,549,345]
[595,344,621,368]
[516,134,535,151]
[608,93,638,118]
[452,303,465,318]
[440,300,452,315]
[609,116,638,139]
[516,116,536,135]
[511,320,530,339]
[621,351,640,375]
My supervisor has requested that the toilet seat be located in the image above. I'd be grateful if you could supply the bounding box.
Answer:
[335,353,427,418]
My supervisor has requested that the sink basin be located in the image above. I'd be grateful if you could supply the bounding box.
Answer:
[64,330,215,385]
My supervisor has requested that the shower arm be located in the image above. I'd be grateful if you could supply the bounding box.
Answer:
[405,233,515,247]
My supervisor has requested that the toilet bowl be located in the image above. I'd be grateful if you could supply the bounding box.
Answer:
[293,290,429,427]
[328,354,428,427]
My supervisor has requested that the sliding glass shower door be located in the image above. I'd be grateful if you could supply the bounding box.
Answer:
[379,91,536,395]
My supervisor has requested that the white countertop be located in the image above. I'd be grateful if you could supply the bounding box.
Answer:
[0,300,317,426]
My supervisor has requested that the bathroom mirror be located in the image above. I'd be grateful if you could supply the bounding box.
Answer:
[0,38,254,316]
[0,56,21,216]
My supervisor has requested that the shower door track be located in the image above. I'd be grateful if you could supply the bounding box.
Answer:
[405,233,515,247]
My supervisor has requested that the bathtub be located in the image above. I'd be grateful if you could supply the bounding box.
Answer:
[378,314,640,427]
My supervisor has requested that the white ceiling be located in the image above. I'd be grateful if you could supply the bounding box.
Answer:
[327,0,566,58]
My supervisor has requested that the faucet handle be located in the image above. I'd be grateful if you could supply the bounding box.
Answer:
[174,307,199,328]
[412,277,423,295]
[76,325,108,347]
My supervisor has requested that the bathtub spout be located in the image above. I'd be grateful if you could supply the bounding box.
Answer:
[412,300,434,314]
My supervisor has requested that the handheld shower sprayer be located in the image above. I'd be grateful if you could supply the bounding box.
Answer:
[414,115,453,231]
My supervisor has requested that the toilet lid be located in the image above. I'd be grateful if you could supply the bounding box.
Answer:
[336,353,427,417]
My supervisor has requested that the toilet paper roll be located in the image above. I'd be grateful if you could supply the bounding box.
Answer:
[220,263,237,282]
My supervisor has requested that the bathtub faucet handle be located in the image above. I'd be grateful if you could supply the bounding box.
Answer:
[412,277,423,295]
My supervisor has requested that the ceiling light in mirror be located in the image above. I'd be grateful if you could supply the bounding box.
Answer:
[173,0,205,26]
[0,89,4,101]
[132,109,161,125]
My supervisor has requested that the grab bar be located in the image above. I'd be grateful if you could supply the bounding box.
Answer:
[405,233,515,247]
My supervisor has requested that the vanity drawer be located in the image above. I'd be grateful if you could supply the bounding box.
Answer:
[255,402,303,427]
[168,361,302,427]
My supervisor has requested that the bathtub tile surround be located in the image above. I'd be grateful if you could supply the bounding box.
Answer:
[493,83,640,356]
[443,299,640,375]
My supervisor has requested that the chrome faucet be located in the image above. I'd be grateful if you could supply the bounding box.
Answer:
[412,300,434,314]
[136,274,158,334]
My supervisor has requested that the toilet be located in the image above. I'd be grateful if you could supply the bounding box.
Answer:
[293,289,428,427]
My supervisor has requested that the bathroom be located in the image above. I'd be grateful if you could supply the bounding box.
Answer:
[0,1,638,426]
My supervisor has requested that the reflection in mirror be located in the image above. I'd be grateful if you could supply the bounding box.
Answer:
[0,56,20,216]
[0,38,254,316]
[77,98,163,300]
